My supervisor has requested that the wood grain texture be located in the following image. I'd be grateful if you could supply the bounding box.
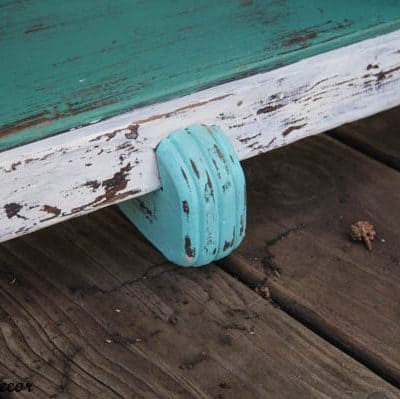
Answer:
[331,107,400,170]
[0,206,399,398]
[1,30,400,243]
[225,133,400,386]
[1,0,400,150]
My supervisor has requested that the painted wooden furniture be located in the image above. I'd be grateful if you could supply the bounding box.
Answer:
[1,1,400,244]
[120,125,246,266]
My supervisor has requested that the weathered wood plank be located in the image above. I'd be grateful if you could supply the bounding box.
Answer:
[1,30,400,243]
[1,0,400,150]
[0,207,398,398]
[331,107,400,170]
[222,134,400,386]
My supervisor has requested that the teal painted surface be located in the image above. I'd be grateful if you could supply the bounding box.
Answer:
[119,125,246,267]
[1,0,400,151]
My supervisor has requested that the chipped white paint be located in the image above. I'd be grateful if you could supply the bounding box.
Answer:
[1,30,400,241]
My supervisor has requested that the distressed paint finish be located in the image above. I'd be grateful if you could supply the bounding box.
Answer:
[1,31,400,242]
[119,125,246,267]
[1,0,400,151]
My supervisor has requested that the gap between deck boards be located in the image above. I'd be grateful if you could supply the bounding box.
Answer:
[329,107,400,171]
[218,253,400,390]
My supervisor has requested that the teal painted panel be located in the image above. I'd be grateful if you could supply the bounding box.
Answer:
[119,124,246,266]
[1,0,400,150]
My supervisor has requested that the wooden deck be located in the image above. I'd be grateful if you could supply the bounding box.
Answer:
[0,108,399,398]
[223,108,400,387]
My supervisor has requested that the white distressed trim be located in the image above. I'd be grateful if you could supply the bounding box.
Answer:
[1,30,400,242]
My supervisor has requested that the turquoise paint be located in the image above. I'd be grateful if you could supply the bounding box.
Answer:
[119,125,246,267]
[1,1,400,151]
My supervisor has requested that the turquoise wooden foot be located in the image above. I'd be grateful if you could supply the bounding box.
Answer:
[119,124,246,267]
